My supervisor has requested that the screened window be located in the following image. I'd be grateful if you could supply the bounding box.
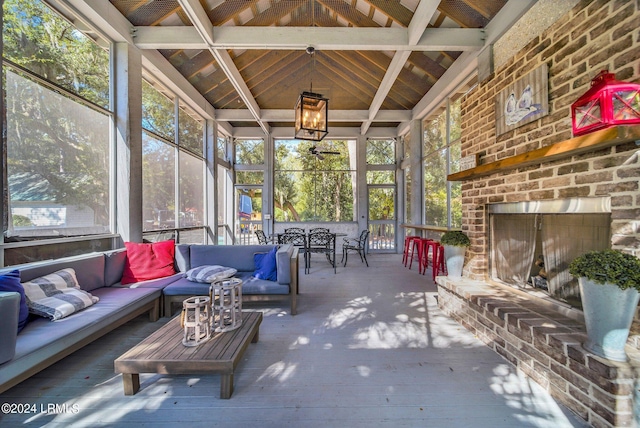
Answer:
[217,136,229,162]
[142,132,176,231]
[3,0,109,108]
[367,139,395,165]
[3,0,111,240]
[235,139,264,164]
[274,140,355,222]
[179,151,204,228]
[142,80,175,141]
[423,95,464,229]
[178,100,204,156]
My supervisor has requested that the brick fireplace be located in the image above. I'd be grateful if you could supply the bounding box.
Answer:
[435,1,640,427]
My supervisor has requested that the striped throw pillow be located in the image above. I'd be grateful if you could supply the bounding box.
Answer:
[22,268,99,320]
[184,265,237,283]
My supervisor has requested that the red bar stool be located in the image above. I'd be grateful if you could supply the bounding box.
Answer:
[402,236,421,267]
[431,242,447,281]
[409,238,432,271]
[419,240,438,276]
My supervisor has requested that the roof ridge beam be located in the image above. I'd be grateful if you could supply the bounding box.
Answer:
[132,26,484,51]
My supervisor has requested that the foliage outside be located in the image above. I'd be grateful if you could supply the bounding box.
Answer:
[440,230,470,247]
[569,250,640,291]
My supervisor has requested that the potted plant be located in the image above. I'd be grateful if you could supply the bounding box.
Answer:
[440,230,470,278]
[569,249,640,362]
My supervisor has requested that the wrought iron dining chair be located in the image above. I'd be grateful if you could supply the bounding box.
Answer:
[309,227,330,233]
[277,231,306,251]
[255,229,272,244]
[306,231,336,274]
[284,227,305,234]
[341,229,370,267]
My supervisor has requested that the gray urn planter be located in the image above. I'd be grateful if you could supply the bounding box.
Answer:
[578,277,640,362]
[443,245,466,278]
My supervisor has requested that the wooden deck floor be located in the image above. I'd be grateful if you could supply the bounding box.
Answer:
[0,254,588,427]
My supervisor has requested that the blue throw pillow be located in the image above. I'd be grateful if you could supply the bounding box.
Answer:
[0,270,29,333]
[253,247,278,281]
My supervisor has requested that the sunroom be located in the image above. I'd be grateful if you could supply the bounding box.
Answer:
[1,1,640,427]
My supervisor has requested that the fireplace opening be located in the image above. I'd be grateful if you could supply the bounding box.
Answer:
[489,198,611,309]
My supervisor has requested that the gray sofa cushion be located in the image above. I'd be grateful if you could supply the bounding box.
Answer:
[104,249,127,287]
[187,244,294,285]
[0,291,20,364]
[11,287,160,361]
[163,273,289,296]
[190,245,275,272]
[235,272,290,295]
[5,253,106,292]
[162,277,211,296]
[111,273,183,289]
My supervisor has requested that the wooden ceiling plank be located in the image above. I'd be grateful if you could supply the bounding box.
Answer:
[177,50,216,80]
[246,53,306,94]
[361,0,413,27]
[316,0,380,28]
[207,0,258,26]
[438,0,488,28]
[408,51,447,80]
[243,0,302,26]
[461,0,507,19]
[127,2,182,27]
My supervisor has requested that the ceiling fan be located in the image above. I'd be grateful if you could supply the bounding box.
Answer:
[309,146,340,160]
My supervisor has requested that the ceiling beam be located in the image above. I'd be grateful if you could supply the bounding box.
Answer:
[361,0,441,134]
[215,109,411,123]
[132,26,484,51]
[177,0,269,135]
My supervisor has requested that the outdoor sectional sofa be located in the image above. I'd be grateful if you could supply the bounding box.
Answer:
[0,242,298,394]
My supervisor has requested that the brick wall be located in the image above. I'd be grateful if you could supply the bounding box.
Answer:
[439,2,640,426]
[459,0,640,280]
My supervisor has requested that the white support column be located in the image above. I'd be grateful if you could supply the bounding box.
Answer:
[409,119,423,226]
[263,134,274,237]
[114,42,143,242]
[356,135,368,232]
[206,119,216,244]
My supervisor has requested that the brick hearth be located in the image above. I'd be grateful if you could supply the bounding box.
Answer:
[436,276,640,427]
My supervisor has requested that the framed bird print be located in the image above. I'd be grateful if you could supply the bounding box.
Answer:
[495,63,549,136]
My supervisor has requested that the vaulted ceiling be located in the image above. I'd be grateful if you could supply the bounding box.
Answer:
[64,0,537,137]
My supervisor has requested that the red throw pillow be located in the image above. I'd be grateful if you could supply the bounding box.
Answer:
[121,240,176,285]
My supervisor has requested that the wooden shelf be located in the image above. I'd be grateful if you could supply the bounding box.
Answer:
[447,125,640,182]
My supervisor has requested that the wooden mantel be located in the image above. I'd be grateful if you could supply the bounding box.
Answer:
[447,125,640,181]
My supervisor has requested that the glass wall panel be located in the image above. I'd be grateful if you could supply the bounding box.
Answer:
[366,139,395,164]
[235,139,264,164]
[236,171,264,185]
[367,171,395,184]
[217,136,228,162]
[5,69,111,238]
[142,132,176,230]
[142,80,175,141]
[179,150,203,228]
[3,0,110,108]
[274,139,355,222]
[424,148,448,227]
[178,101,204,156]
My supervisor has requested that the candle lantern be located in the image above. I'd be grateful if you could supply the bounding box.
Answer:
[571,70,640,137]
[180,296,211,347]
[210,278,243,333]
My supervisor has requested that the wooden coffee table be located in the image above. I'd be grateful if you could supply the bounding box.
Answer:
[114,311,262,399]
